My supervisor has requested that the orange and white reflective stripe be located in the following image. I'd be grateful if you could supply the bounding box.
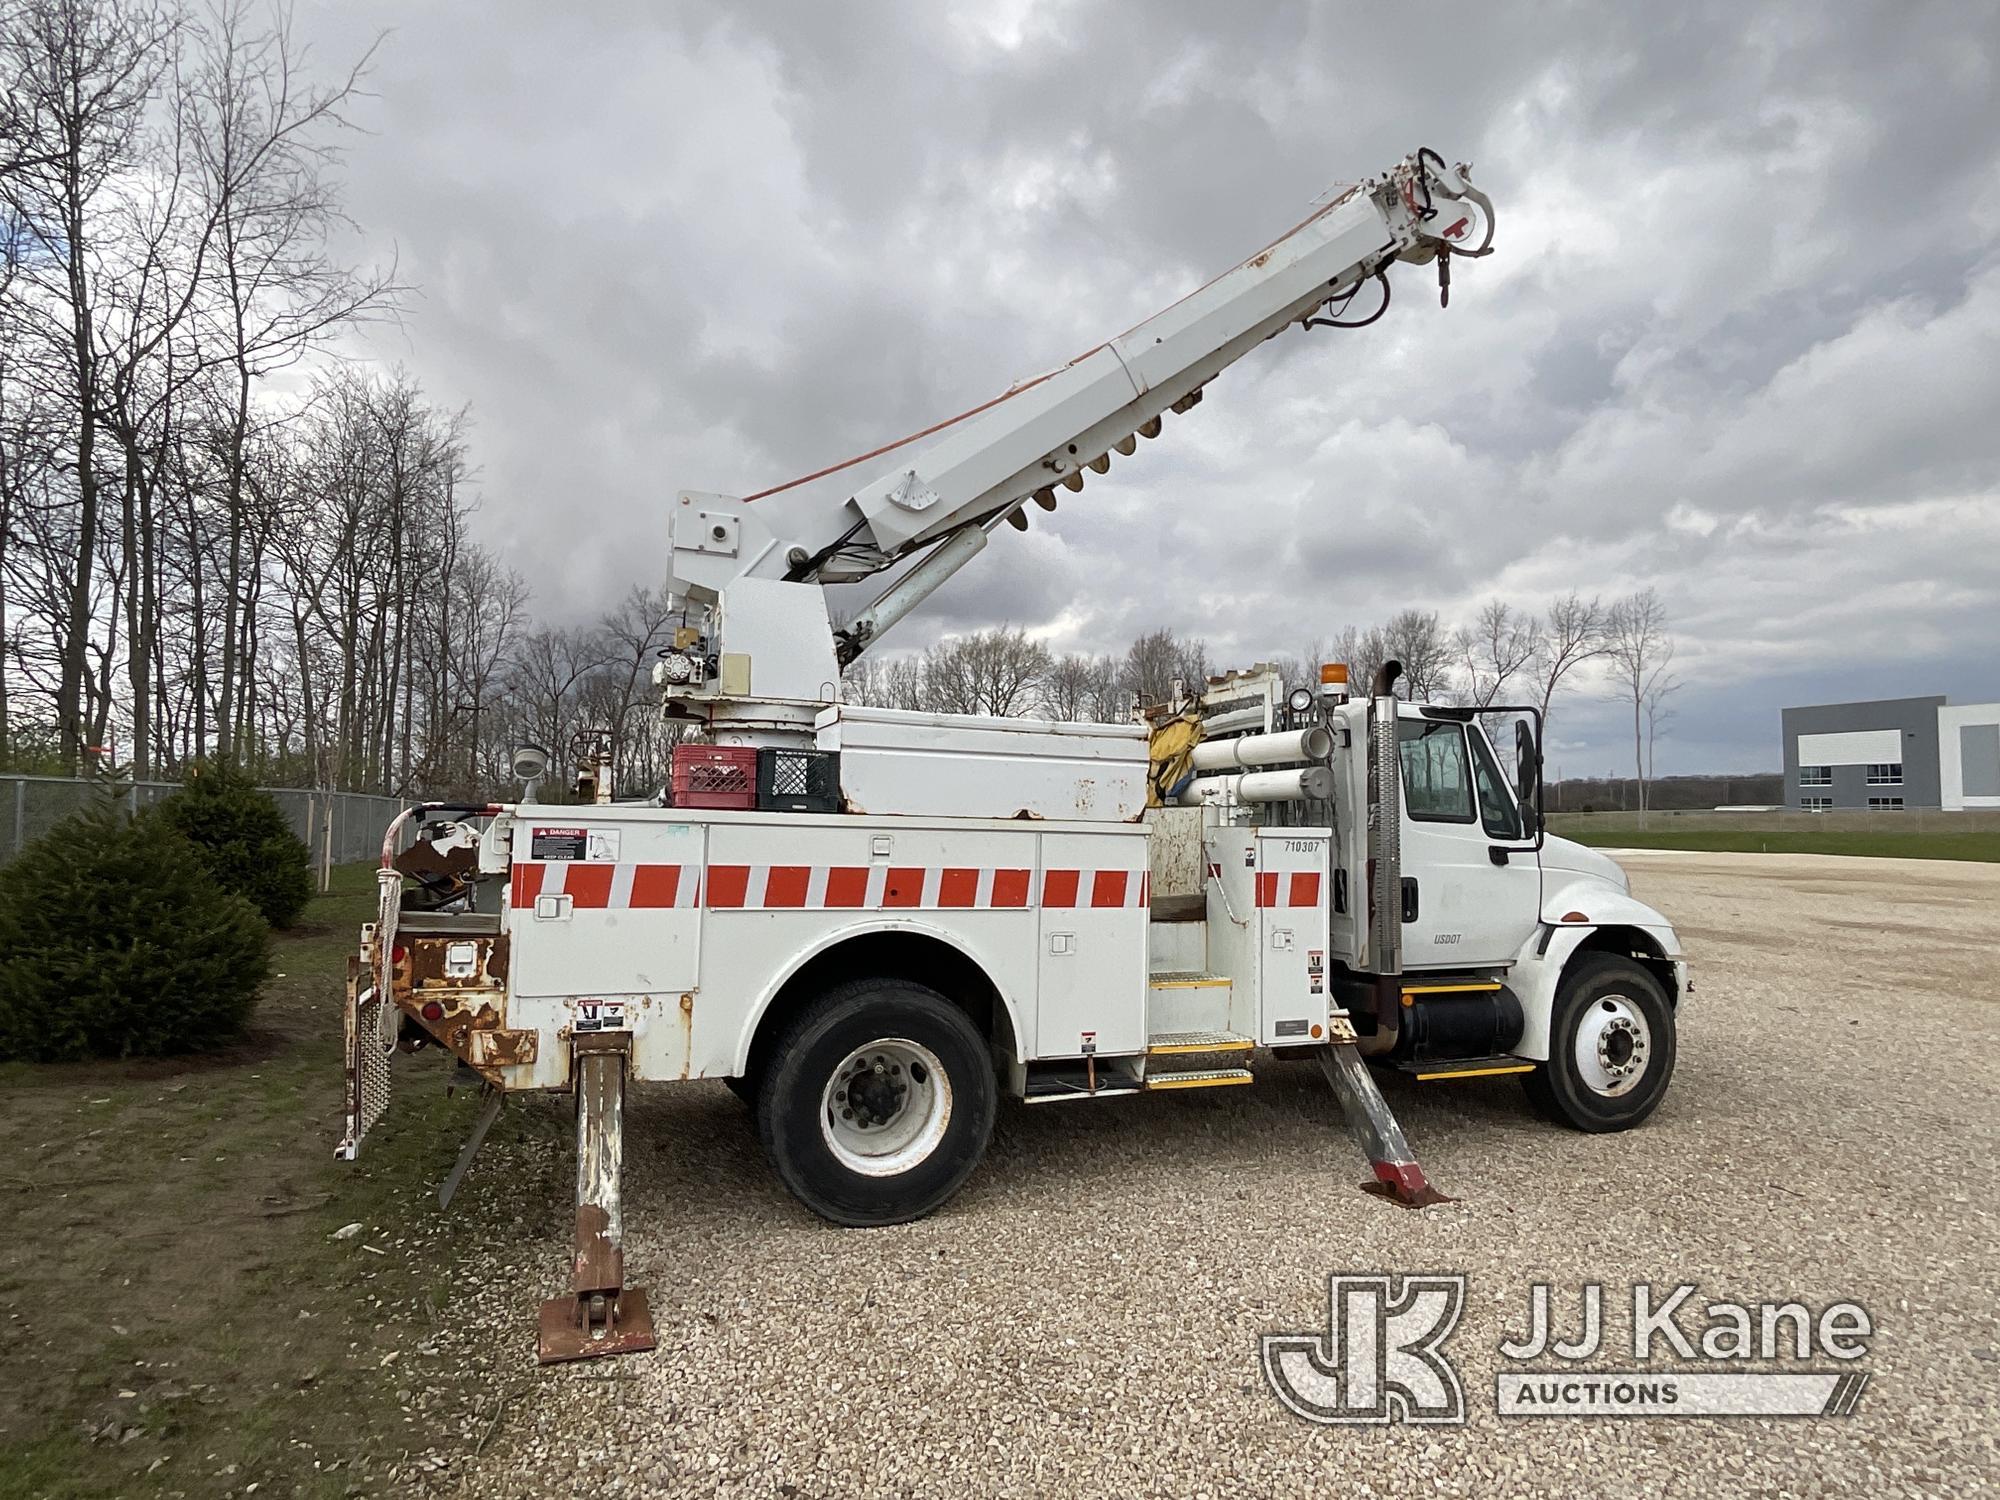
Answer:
[511,862,701,909]
[1038,868,1149,909]
[1253,871,1323,908]
[509,863,1149,911]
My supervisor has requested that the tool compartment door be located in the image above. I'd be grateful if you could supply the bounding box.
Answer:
[1035,830,1148,1058]
[698,818,1043,1074]
[1255,829,1332,1045]
[508,819,705,998]
[507,817,706,1086]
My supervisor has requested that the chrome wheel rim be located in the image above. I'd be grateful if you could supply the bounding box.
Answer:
[819,1038,952,1176]
[1574,995,1651,1097]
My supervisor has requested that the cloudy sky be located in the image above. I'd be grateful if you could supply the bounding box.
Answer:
[298,0,1999,777]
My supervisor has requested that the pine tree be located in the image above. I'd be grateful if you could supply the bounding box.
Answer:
[0,806,270,1062]
[157,763,315,928]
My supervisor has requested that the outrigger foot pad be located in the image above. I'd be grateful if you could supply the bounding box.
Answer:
[537,1286,658,1364]
[1361,1160,1451,1209]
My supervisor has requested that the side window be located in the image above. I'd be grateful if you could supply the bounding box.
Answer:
[1398,720,1474,823]
[1469,728,1525,841]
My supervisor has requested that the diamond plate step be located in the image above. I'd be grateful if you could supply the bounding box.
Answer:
[1148,971,1230,988]
[1143,1067,1254,1091]
[1147,1030,1255,1055]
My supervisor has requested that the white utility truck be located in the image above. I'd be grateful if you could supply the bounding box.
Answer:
[339,150,1687,1362]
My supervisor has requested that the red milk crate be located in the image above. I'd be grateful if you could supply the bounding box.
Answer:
[671,744,759,809]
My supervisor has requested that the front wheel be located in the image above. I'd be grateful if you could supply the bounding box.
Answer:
[755,977,996,1226]
[1523,954,1676,1132]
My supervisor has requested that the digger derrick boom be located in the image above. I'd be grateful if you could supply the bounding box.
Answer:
[660,149,1494,713]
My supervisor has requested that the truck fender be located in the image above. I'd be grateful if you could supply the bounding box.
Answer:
[1506,880,1686,1062]
[725,916,1030,1078]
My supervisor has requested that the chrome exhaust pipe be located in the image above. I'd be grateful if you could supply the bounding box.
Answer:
[1361,660,1403,1056]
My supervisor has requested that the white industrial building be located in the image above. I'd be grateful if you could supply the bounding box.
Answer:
[1782,696,2000,811]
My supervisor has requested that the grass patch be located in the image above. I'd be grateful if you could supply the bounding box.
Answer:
[1559,825,2000,862]
[0,862,524,1498]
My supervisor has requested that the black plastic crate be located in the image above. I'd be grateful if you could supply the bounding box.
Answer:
[757,747,841,813]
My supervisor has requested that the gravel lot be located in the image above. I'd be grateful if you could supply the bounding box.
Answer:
[426,851,1998,1497]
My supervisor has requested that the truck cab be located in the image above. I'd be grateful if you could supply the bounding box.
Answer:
[1310,688,1685,1130]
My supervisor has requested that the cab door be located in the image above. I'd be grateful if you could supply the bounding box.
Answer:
[1396,714,1539,969]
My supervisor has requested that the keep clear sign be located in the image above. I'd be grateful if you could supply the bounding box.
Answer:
[529,827,621,862]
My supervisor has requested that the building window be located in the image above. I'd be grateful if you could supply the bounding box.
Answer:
[1868,796,1904,810]
[1800,797,1832,812]
[1865,763,1902,786]
[1798,765,1832,787]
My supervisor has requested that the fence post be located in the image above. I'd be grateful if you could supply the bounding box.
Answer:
[11,780,22,862]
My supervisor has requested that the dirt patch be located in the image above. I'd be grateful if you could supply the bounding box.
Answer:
[0,867,505,1499]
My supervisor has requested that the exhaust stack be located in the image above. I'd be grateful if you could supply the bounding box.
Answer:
[1362,660,1404,1056]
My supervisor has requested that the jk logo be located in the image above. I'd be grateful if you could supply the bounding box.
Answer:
[1261,1274,1466,1425]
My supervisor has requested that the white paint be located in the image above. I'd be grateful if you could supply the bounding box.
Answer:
[1938,703,2000,810]
[818,703,1147,821]
[1795,728,1902,767]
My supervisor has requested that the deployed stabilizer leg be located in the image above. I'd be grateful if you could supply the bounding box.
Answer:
[1317,1020,1449,1208]
[536,1037,658,1363]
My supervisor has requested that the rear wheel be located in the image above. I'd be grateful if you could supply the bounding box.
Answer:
[1523,954,1675,1132]
[755,977,996,1226]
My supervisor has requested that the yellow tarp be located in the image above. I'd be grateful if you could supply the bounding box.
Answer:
[1146,712,1204,807]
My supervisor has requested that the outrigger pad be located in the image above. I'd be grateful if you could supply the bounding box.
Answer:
[1360,1161,1452,1209]
[536,1288,658,1365]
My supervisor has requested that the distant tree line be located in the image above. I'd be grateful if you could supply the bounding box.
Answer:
[846,591,1685,807]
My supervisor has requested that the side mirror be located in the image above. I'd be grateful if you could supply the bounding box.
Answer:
[511,744,550,783]
[1513,719,1543,836]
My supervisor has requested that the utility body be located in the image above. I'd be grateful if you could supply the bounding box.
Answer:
[339,150,1687,1362]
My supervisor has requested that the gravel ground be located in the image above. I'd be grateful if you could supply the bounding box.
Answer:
[417,851,1998,1497]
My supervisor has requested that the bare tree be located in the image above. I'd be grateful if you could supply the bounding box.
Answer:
[0,0,177,769]
[1455,599,1538,708]
[185,0,396,760]
[1041,651,1119,721]
[1605,588,1675,812]
[1645,672,1682,783]
[923,626,1051,717]
[1528,589,1609,735]
[1379,607,1454,702]
[1120,627,1208,710]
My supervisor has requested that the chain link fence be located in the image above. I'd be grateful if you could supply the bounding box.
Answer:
[0,774,411,872]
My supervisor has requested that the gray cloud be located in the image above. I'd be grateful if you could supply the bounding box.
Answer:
[303,0,2000,774]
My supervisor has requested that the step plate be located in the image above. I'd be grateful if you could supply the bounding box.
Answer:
[1148,971,1231,989]
[1403,1055,1535,1081]
[1144,1067,1254,1091]
[1148,1030,1255,1055]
